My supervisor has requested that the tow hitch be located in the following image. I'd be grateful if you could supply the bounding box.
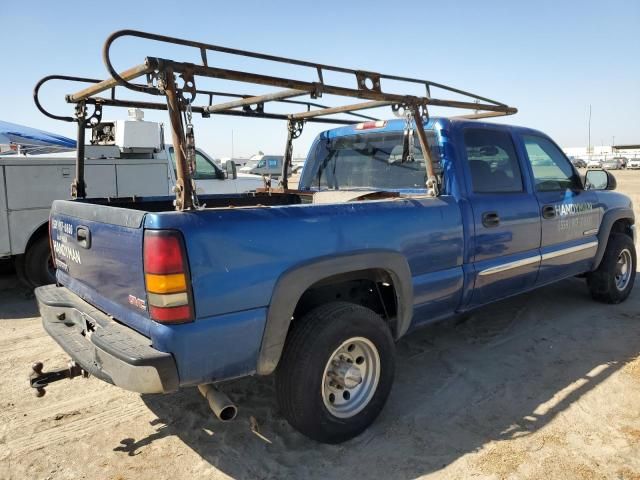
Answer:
[29,361,87,397]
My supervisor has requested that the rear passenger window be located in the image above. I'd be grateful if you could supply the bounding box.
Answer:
[464,129,523,193]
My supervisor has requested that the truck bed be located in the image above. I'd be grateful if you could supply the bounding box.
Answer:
[50,192,462,384]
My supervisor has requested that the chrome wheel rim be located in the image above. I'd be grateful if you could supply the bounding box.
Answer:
[615,248,633,291]
[321,337,380,419]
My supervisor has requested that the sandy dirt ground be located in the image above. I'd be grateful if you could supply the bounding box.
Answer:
[1,171,640,480]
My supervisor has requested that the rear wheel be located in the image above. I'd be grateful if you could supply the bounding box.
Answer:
[587,233,636,303]
[276,302,395,443]
[24,236,56,287]
[0,258,14,275]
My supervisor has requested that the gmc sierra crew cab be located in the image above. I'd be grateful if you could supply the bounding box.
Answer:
[30,31,636,444]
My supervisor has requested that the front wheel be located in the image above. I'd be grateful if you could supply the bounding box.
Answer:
[276,302,395,443]
[587,233,636,303]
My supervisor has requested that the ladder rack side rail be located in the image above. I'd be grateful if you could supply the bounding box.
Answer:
[290,101,393,120]
[204,88,309,113]
[67,62,156,103]
[145,59,516,114]
[79,96,364,124]
[102,30,509,108]
[40,75,378,123]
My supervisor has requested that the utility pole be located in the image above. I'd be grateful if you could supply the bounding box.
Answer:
[588,104,592,156]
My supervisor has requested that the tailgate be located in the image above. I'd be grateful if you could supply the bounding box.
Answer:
[50,200,152,336]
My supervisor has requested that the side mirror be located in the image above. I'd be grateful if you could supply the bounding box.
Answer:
[585,169,616,191]
[225,160,237,180]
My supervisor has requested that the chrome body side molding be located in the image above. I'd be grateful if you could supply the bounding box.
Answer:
[478,241,599,276]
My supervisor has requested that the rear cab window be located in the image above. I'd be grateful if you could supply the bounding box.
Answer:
[306,130,442,191]
[463,128,524,193]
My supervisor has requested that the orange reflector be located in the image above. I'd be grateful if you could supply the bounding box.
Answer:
[145,273,187,294]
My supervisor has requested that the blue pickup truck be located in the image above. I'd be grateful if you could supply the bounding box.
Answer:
[35,116,636,443]
[30,31,636,443]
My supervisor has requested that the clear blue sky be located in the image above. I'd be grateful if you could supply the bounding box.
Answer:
[1,0,638,158]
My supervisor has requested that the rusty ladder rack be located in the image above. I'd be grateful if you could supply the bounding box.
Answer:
[34,29,517,210]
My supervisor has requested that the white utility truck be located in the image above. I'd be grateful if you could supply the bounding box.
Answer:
[0,109,264,287]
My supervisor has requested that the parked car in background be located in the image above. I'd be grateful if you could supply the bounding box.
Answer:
[166,147,264,194]
[240,154,289,177]
[613,157,628,169]
[1,112,263,287]
[570,157,587,168]
[587,159,603,169]
[602,158,621,170]
[220,157,251,168]
[627,158,640,169]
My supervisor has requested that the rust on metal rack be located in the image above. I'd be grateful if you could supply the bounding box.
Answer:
[34,29,518,209]
[66,62,155,103]
[291,101,393,120]
[204,89,308,113]
[164,67,194,211]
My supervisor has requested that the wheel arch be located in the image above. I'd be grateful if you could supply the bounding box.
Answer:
[24,221,50,254]
[593,207,635,270]
[256,250,413,375]
[13,221,50,287]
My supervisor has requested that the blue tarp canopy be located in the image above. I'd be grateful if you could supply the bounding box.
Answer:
[0,120,76,155]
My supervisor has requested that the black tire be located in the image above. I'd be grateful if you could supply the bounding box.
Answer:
[0,258,14,275]
[24,236,56,287]
[587,233,636,303]
[276,301,395,444]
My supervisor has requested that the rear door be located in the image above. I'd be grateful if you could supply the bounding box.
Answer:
[517,133,600,285]
[460,126,541,306]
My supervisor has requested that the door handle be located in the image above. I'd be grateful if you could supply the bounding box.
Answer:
[76,226,91,249]
[482,211,500,228]
[542,205,556,219]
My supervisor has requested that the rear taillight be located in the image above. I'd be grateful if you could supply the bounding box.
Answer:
[143,230,193,324]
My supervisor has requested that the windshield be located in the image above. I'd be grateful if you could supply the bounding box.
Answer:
[308,131,440,190]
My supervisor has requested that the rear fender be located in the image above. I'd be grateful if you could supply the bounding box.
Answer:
[256,250,413,375]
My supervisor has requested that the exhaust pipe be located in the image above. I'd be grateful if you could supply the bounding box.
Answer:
[198,384,238,422]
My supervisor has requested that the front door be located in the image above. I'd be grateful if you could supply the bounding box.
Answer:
[168,148,237,194]
[518,133,600,285]
[461,126,542,306]
[192,151,237,194]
